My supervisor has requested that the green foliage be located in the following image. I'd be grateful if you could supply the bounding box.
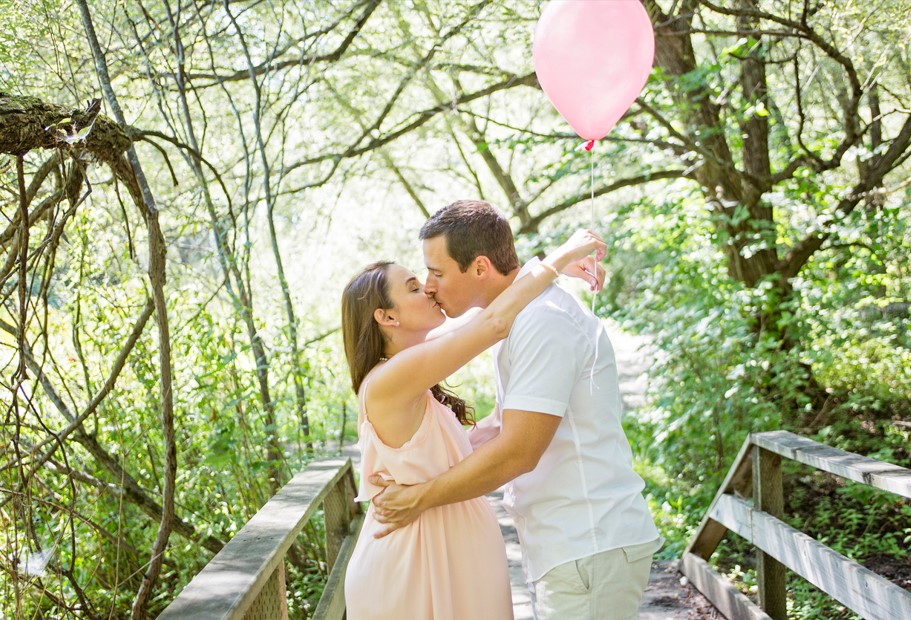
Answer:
[594,168,910,615]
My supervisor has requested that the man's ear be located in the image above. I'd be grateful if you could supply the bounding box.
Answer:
[473,255,493,279]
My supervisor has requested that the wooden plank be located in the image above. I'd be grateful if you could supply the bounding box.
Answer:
[680,553,772,620]
[710,494,911,620]
[685,436,754,560]
[753,448,786,620]
[708,493,751,539]
[751,431,911,499]
[751,506,911,620]
[313,515,365,620]
[159,458,353,620]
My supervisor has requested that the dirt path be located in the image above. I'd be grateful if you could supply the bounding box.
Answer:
[611,321,716,618]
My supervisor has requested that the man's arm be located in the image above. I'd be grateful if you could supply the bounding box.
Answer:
[369,408,560,538]
[372,300,585,537]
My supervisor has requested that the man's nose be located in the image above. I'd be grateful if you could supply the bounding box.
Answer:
[424,276,437,295]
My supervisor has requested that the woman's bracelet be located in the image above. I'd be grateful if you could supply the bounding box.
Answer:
[540,261,560,279]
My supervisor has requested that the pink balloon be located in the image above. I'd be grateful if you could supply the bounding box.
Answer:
[533,0,655,141]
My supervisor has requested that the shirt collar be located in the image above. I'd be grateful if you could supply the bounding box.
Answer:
[516,256,542,279]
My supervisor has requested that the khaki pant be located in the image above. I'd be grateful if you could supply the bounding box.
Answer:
[529,539,661,620]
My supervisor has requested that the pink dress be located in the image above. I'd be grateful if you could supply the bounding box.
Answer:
[344,386,514,620]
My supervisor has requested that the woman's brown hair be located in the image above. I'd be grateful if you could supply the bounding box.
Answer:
[341,262,474,425]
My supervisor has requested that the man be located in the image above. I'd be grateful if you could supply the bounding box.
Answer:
[371,200,661,619]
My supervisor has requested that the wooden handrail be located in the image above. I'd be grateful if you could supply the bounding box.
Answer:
[681,431,911,620]
[159,457,363,620]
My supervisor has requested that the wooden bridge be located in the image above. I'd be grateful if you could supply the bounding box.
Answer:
[159,431,911,619]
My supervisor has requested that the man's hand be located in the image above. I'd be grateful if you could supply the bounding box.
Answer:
[368,476,428,538]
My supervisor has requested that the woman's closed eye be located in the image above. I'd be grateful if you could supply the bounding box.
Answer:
[405,276,422,293]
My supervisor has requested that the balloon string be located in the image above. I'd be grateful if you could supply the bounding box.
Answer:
[588,140,600,393]
[589,140,595,312]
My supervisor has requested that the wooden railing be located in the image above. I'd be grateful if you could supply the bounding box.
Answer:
[159,458,363,620]
[681,430,911,620]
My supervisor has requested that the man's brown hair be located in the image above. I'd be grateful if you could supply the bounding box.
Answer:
[419,200,520,275]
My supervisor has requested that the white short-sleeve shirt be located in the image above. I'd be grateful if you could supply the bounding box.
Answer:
[493,259,660,583]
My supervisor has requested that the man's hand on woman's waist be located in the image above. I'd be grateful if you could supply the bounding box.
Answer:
[368,477,429,538]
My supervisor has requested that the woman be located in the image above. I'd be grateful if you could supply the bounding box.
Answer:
[341,230,605,619]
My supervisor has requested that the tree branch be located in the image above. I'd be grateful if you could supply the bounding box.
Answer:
[75,1,177,615]
[697,0,863,145]
[282,70,537,173]
[781,114,911,279]
[520,169,693,234]
[165,0,382,87]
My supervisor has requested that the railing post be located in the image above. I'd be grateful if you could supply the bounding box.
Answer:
[753,444,787,619]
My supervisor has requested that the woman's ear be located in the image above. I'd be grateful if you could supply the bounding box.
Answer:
[373,308,399,327]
